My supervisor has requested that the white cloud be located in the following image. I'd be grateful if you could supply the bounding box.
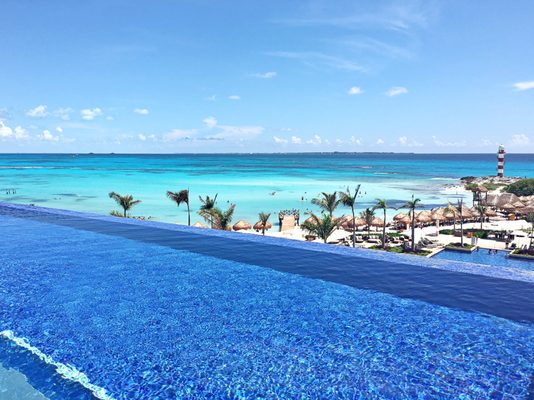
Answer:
[348,86,363,95]
[14,126,29,140]
[203,116,218,129]
[206,95,217,102]
[55,126,63,133]
[273,136,288,144]
[306,134,322,145]
[351,136,362,145]
[1,122,30,140]
[39,129,59,142]
[432,136,466,147]
[134,108,149,115]
[254,71,277,79]
[106,116,114,121]
[26,105,48,118]
[228,95,241,100]
[138,134,147,141]
[291,136,302,144]
[163,129,196,142]
[510,134,529,146]
[385,86,408,97]
[81,108,103,120]
[0,120,13,137]
[53,107,72,120]
[398,136,407,145]
[513,81,534,91]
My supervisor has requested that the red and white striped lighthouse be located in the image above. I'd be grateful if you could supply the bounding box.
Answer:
[497,145,505,177]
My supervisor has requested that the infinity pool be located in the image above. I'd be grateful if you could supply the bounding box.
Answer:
[1,203,533,399]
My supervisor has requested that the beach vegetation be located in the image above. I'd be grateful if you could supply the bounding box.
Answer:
[258,212,271,235]
[506,178,534,196]
[338,185,361,247]
[370,245,431,257]
[198,194,218,227]
[401,195,422,252]
[474,204,487,229]
[360,208,375,237]
[108,192,142,218]
[312,192,340,217]
[167,189,190,226]
[301,213,339,243]
[373,198,391,249]
[209,204,236,230]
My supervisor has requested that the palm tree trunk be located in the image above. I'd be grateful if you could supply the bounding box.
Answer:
[187,203,191,226]
[351,207,356,247]
[411,210,416,252]
[123,207,127,218]
[382,209,386,248]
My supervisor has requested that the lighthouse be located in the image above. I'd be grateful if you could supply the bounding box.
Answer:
[497,145,505,178]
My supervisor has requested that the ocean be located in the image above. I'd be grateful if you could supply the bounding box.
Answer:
[0,153,532,224]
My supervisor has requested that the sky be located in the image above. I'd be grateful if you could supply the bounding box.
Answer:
[1,0,533,153]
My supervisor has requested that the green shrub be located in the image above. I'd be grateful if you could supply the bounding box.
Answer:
[506,179,534,196]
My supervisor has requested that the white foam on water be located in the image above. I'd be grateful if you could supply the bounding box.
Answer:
[0,330,114,400]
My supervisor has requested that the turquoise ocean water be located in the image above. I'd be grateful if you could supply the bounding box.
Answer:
[0,153,532,224]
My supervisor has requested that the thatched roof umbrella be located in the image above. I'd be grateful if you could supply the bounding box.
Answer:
[304,216,315,224]
[371,217,385,227]
[233,220,251,231]
[253,220,272,232]
[513,201,526,209]
[192,221,208,228]
[346,217,366,229]
[393,212,411,227]
[501,203,515,212]
[431,208,444,221]
[441,207,458,221]
[458,204,474,219]
[416,210,432,224]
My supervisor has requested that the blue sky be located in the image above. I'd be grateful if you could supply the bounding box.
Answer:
[1,0,533,153]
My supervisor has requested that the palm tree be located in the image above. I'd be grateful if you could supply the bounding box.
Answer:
[402,195,422,252]
[528,212,534,250]
[338,185,361,247]
[312,191,340,217]
[475,204,487,230]
[167,189,190,226]
[301,213,339,243]
[210,204,236,230]
[445,202,458,233]
[373,198,390,248]
[360,208,375,237]
[258,212,271,235]
[108,191,141,218]
[198,194,218,227]
[457,199,465,247]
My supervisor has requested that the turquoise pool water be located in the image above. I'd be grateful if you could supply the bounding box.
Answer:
[1,203,533,399]
[433,249,534,272]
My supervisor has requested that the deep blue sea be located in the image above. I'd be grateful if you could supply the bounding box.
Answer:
[0,153,532,223]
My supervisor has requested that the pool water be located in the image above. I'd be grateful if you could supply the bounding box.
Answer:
[433,249,534,272]
[1,203,533,399]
